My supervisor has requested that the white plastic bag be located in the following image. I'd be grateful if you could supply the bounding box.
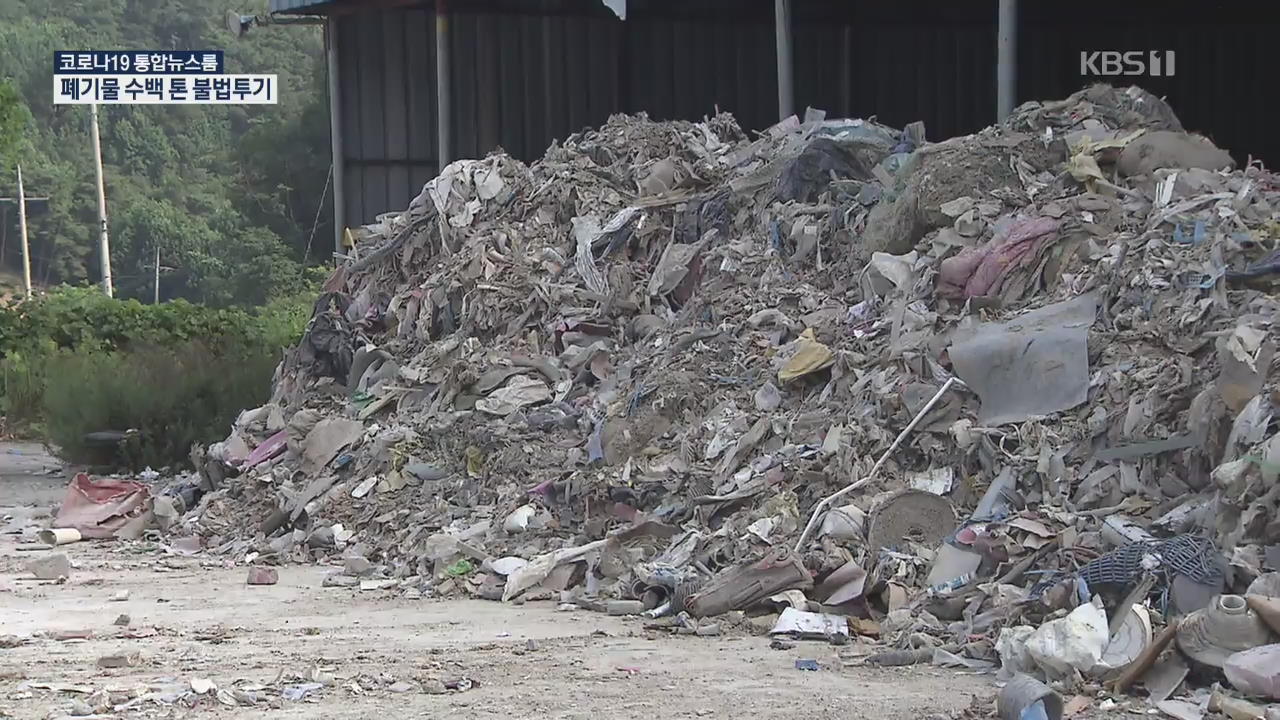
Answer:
[1026,601,1109,678]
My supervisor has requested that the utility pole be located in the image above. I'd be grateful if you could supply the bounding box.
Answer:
[89,103,113,297]
[16,164,31,298]
[153,245,160,304]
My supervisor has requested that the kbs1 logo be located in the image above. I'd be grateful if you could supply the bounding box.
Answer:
[1079,50,1176,77]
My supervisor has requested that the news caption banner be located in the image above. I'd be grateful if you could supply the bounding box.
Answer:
[53,51,277,105]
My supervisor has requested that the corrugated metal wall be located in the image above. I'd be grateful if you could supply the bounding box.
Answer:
[1017,1,1274,167]
[333,0,1277,227]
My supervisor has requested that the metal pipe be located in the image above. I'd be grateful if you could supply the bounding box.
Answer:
[326,16,347,262]
[89,103,113,297]
[774,0,794,120]
[996,0,1018,120]
[436,0,452,169]
[261,15,323,26]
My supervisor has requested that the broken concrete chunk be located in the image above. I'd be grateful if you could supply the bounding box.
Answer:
[26,553,71,580]
[862,187,923,255]
[343,556,375,577]
[323,573,361,588]
[97,651,142,668]
[359,578,398,591]
[246,567,279,586]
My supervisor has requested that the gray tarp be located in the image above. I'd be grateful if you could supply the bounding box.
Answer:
[950,294,1097,426]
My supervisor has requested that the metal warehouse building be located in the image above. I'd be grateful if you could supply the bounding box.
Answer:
[265,0,1277,256]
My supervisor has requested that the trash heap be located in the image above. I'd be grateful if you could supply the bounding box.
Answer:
[184,84,1280,712]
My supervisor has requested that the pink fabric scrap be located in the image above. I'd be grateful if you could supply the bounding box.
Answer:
[242,429,288,468]
[938,216,1061,299]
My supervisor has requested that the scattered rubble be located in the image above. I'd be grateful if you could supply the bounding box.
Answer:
[26,84,1280,714]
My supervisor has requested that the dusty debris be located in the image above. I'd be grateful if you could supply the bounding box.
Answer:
[96,651,142,669]
[1117,130,1234,177]
[1209,688,1268,720]
[686,548,811,618]
[26,553,71,580]
[0,635,26,648]
[246,567,279,586]
[145,83,1280,710]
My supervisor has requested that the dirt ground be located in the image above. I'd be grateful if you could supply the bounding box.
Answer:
[2,445,994,720]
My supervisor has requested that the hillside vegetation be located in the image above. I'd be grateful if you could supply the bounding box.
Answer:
[0,0,330,306]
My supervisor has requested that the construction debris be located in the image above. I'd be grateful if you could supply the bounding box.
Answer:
[246,567,279,586]
[26,553,71,581]
[167,84,1280,712]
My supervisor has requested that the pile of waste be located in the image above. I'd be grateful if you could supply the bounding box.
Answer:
[170,84,1280,714]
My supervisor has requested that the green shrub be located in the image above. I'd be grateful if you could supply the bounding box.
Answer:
[41,340,280,467]
[1,348,50,434]
[0,285,310,358]
[0,285,313,451]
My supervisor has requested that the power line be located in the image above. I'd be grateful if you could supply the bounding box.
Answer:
[301,163,333,269]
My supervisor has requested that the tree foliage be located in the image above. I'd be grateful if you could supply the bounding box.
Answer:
[0,0,331,306]
[0,78,28,167]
